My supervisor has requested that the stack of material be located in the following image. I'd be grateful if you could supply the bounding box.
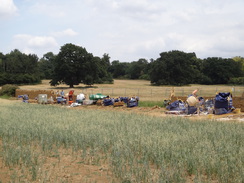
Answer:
[214,92,232,115]
[22,94,29,103]
[96,99,103,106]
[56,97,66,104]
[114,101,124,107]
[186,96,198,114]
[76,93,85,104]
[38,94,48,104]
[89,93,107,101]
[83,100,94,105]
[127,97,139,108]
[165,100,186,114]
[103,98,114,106]
[120,97,129,104]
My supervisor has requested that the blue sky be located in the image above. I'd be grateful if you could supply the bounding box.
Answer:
[0,0,244,62]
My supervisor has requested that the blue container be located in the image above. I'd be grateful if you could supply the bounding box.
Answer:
[103,99,114,106]
[127,98,138,107]
[57,97,66,104]
[214,93,230,110]
[186,106,197,114]
[215,108,228,115]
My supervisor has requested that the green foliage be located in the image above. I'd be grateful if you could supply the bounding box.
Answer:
[232,56,244,73]
[38,52,56,79]
[0,49,41,85]
[109,60,130,78]
[127,59,149,79]
[1,102,244,182]
[0,73,41,85]
[201,57,243,84]
[50,43,113,87]
[150,50,200,85]
[109,59,151,80]
[228,77,244,85]
[0,84,19,96]
[4,49,39,74]
[139,74,150,80]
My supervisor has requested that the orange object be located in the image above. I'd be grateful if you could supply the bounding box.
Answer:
[68,100,73,105]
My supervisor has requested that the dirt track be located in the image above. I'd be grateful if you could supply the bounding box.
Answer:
[68,103,244,122]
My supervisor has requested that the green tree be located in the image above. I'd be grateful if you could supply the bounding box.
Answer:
[50,43,92,88]
[109,60,130,78]
[127,58,149,79]
[98,54,113,83]
[50,43,113,87]
[4,49,39,74]
[38,52,56,79]
[0,52,5,73]
[202,57,243,84]
[150,50,200,85]
[232,56,244,74]
[0,49,40,85]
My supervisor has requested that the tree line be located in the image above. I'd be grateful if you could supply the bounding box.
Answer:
[0,43,244,87]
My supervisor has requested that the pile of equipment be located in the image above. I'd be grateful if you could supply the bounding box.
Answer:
[165,91,235,115]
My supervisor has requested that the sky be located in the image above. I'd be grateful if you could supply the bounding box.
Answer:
[0,0,244,62]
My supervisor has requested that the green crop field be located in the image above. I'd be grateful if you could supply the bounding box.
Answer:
[0,99,244,182]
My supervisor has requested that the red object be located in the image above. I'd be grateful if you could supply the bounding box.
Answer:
[69,90,74,95]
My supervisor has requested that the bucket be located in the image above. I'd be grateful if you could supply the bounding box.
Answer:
[186,96,198,106]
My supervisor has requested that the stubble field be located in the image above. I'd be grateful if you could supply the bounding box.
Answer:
[17,79,244,101]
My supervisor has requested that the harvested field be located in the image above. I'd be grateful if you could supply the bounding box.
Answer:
[17,80,244,101]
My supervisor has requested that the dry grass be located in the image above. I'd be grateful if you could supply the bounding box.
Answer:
[18,80,244,101]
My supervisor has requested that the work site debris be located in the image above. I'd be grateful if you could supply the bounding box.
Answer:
[165,90,239,116]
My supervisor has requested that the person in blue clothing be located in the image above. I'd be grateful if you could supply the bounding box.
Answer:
[60,90,65,97]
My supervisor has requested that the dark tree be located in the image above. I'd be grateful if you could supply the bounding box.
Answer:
[0,49,40,85]
[150,50,200,85]
[38,52,56,79]
[50,43,113,87]
[127,58,149,79]
[201,57,243,84]
[4,49,39,74]
[109,60,130,78]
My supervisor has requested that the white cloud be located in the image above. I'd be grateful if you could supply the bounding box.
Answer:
[0,0,17,18]
[1,0,244,61]
[52,29,78,37]
[12,34,59,57]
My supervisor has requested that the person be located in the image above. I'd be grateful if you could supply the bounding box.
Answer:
[186,89,198,107]
[191,89,198,97]
[60,90,65,97]
[50,90,54,96]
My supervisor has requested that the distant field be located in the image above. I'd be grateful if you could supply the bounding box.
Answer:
[18,80,244,101]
